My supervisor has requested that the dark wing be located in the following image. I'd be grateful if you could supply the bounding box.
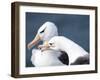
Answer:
[58,51,69,65]
[71,54,89,65]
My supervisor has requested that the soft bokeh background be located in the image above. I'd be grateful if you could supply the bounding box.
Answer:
[26,12,89,67]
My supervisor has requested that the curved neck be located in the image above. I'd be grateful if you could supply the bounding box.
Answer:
[58,37,88,64]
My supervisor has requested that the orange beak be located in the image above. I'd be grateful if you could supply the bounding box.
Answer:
[27,34,41,49]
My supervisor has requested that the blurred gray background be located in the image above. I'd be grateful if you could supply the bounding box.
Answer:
[26,12,89,67]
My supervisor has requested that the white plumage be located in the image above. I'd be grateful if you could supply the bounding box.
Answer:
[28,21,66,67]
[31,49,65,66]
[48,36,89,65]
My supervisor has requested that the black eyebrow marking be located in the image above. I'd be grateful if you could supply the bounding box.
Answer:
[40,27,46,33]
[49,43,54,45]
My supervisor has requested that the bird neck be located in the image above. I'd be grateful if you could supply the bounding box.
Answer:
[58,37,88,64]
[43,33,58,41]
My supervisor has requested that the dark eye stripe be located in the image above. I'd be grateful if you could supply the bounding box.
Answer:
[49,43,54,45]
[49,43,52,45]
[40,27,46,33]
[40,29,45,33]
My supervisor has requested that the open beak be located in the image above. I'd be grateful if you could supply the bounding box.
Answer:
[28,34,41,49]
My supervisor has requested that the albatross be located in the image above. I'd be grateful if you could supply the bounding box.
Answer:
[43,36,89,65]
[27,22,69,67]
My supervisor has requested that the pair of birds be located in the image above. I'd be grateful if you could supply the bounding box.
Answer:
[28,21,89,67]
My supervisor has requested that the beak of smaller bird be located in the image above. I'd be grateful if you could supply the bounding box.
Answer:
[38,42,50,51]
[27,34,41,49]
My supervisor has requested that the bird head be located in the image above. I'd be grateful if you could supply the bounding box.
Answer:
[37,21,58,41]
[47,36,60,51]
[40,36,61,51]
[28,21,58,49]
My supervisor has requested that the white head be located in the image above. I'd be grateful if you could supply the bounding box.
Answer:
[48,36,64,51]
[31,21,58,46]
[37,21,58,41]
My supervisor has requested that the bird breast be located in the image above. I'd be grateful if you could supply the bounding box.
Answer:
[31,49,64,67]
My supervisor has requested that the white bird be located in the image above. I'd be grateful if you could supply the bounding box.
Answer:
[31,49,65,66]
[28,21,58,49]
[46,36,89,65]
[27,21,68,67]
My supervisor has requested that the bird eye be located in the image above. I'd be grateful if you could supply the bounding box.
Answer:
[49,43,53,46]
[40,27,46,33]
[40,29,45,33]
